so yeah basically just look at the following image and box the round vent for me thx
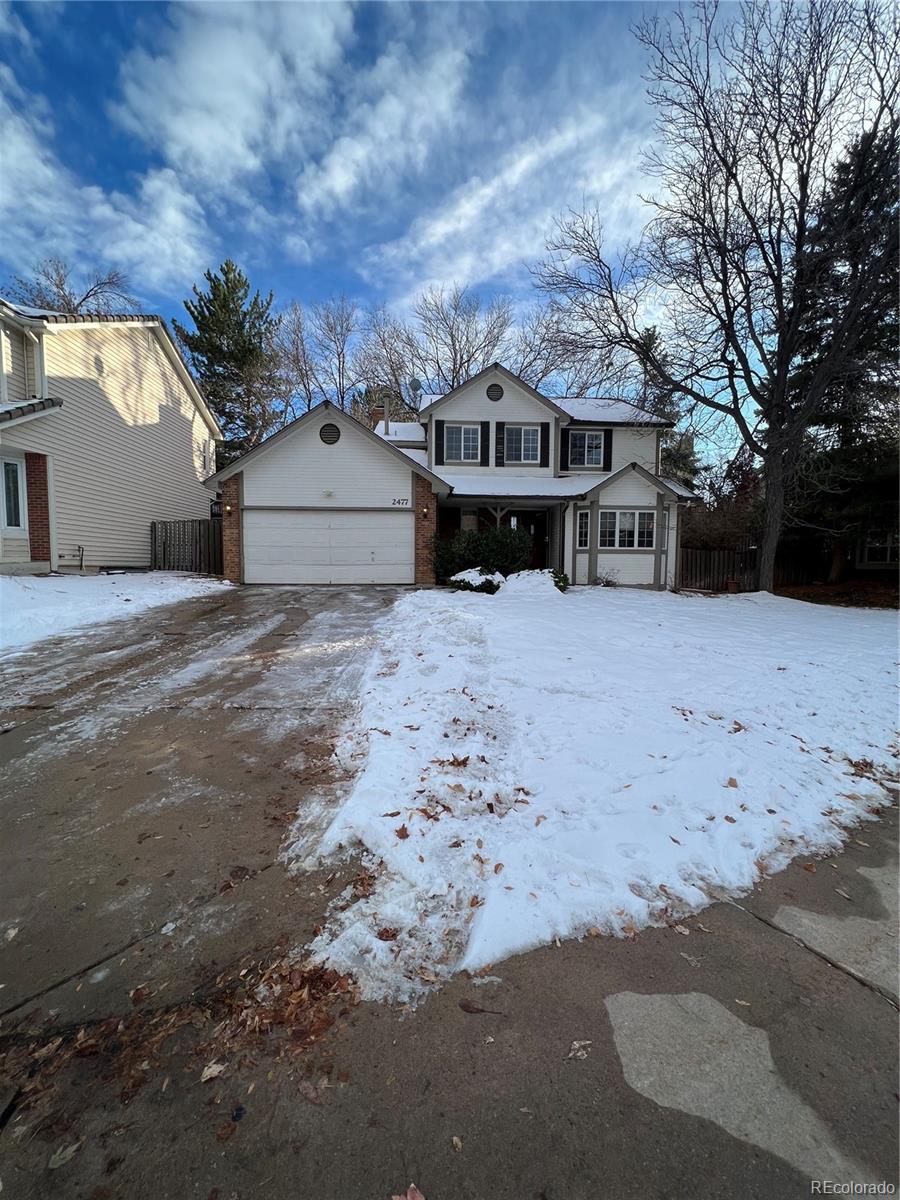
[319,422,341,445]
[486,383,504,401]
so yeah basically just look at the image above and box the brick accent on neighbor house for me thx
[414,474,437,585]
[24,452,51,563]
[221,474,243,583]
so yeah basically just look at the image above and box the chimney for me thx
[371,404,385,430]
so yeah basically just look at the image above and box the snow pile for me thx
[450,569,505,589]
[0,572,231,653]
[302,588,897,1004]
[496,569,562,598]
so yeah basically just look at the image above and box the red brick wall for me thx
[221,474,243,583]
[24,452,51,563]
[414,474,437,585]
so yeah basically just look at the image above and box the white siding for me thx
[428,375,557,476]
[593,472,661,507]
[665,503,679,588]
[1,324,217,569]
[243,510,414,584]
[606,427,657,473]
[1,323,28,402]
[242,409,415,509]
[597,552,655,586]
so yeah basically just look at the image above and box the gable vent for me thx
[486,383,504,401]
[319,422,341,445]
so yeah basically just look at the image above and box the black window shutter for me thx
[603,428,613,472]
[560,426,570,472]
[480,421,490,466]
[539,422,550,467]
[434,420,445,466]
[495,422,505,467]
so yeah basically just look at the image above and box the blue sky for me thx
[0,1,659,323]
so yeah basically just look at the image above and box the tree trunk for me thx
[757,453,786,592]
[828,538,848,584]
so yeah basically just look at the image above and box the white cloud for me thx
[0,65,213,296]
[112,3,354,192]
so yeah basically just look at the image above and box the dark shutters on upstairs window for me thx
[480,421,490,466]
[495,421,505,467]
[434,420,445,466]
[560,426,570,472]
[539,422,550,467]
[603,428,613,472]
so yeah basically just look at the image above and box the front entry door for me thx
[510,510,548,569]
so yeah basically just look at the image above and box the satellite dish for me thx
[409,377,422,394]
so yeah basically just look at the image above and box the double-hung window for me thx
[445,424,481,462]
[1,459,25,531]
[864,529,899,564]
[505,425,540,464]
[568,430,605,467]
[597,510,656,549]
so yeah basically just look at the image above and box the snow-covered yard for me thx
[298,576,898,1003]
[0,572,232,653]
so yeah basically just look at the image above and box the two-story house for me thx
[0,298,221,573]
[208,363,695,588]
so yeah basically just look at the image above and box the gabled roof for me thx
[551,396,671,427]
[416,363,570,421]
[204,400,451,494]
[582,462,688,502]
[0,297,222,440]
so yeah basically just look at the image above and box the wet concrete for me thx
[0,587,896,1199]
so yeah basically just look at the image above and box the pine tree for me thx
[173,261,283,464]
[636,327,702,488]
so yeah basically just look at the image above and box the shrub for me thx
[431,526,533,582]
[551,568,570,592]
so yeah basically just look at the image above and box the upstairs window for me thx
[445,424,481,462]
[569,430,605,467]
[505,425,540,463]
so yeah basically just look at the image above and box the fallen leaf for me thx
[215,1122,236,1143]
[382,811,400,818]
[391,1187,426,1200]
[834,888,853,901]
[696,923,713,933]
[534,815,547,827]
[724,814,737,824]
[200,1062,226,1083]
[451,1136,463,1152]
[673,924,690,936]
[734,999,751,1007]
[803,863,817,873]
[566,1039,592,1060]
[395,824,409,840]
[726,777,739,788]
[493,863,504,875]
[459,999,502,1015]
[376,927,399,941]
[669,836,681,845]
[298,1080,322,1105]
[48,1142,82,1169]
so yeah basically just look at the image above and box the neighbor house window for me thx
[576,509,590,549]
[1,459,25,530]
[505,425,540,463]
[568,430,605,467]
[597,510,657,550]
[445,424,480,462]
[864,529,899,564]
[461,508,479,531]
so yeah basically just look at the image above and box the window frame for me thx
[863,528,899,564]
[504,424,541,465]
[576,509,590,549]
[1,457,27,532]
[568,429,606,468]
[595,509,659,551]
[444,423,481,463]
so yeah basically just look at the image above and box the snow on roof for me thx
[398,447,428,468]
[0,296,162,324]
[659,476,699,500]
[549,396,670,425]
[435,472,608,499]
[374,420,426,445]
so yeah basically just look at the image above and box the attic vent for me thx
[319,422,341,445]
[486,383,504,401]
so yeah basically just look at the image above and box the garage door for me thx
[242,509,415,584]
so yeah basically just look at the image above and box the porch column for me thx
[414,475,437,585]
[24,452,51,564]
[587,497,599,584]
[653,494,665,590]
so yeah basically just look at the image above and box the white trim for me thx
[444,423,481,463]
[1,456,27,532]
[576,508,590,549]
[0,322,7,405]
[568,429,606,468]
[594,508,661,551]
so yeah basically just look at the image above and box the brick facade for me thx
[414,473,437,585]
[24,452,51,563]
[221,474,243,583]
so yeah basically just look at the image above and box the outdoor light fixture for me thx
[224,503,233,513]
[421,507,429,519]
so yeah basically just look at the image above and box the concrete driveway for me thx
[0,585,896,1199]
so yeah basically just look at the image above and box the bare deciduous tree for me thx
[538,0,897,590]
[277,295,363,415]
[7,257,138,314]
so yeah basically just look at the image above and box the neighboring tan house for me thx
[0,298,221,573]
[206,363,695,588]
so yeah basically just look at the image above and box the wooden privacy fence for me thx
[151,519,223,575]
[678,545,757,592]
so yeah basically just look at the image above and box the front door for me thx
[510,510,548,569]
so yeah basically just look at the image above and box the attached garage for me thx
[207,403,448,586]
[243,510,415,585]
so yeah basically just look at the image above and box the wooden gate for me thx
[150,519,223,575]
[678,545,757,591]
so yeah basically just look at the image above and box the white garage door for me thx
[243,509,415,584]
